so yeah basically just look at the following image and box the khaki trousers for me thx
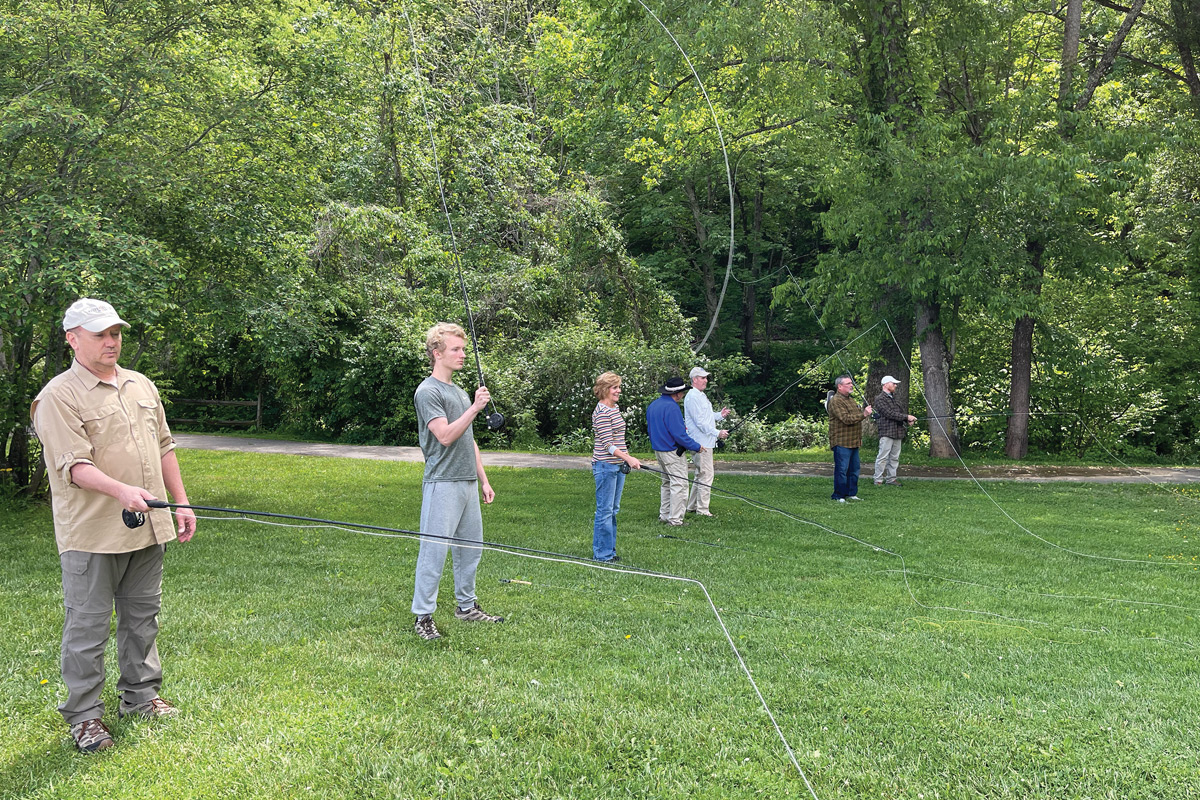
[655,449,690,524]
[59,545,165,724]
[686,447,715,514]
[874,436,903,483]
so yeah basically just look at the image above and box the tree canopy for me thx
[3,0,1197,493]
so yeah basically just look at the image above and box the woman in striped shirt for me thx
[591,372,641,562]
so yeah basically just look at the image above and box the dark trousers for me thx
[831,445,860,500]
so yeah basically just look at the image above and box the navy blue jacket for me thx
[647,394,703,453]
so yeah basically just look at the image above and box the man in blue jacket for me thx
[647,377,706,526]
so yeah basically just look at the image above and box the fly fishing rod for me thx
[120,500,671,568]
[119,495,811,785]
[402,8,503,431]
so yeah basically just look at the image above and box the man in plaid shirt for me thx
[826,375,873,502]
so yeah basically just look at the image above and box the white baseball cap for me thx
[689,366,710,379]
[881,375,901,385]
[62,299,130,332]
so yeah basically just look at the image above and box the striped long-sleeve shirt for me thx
[592,402,627,464]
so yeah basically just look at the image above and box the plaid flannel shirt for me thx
[827,392,865,449]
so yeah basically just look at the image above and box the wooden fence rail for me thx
[168,395,262,429]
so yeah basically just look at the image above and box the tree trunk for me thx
[916,299,959,457]
[1059,0,1083,108]
[682,179,717,327]
[866,307,915,411]
[1171,0,1200,100]
[1004,238,1047,459]
[1005,315,1035,459]
[380,41,407,208]
[741,186,764,355]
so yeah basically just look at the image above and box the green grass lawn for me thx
[2,451,1198,799]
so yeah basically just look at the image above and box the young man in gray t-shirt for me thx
[411,323,504,640]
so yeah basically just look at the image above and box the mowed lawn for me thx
[2,449,1198,799]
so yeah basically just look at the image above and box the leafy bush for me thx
[724,414,829,452]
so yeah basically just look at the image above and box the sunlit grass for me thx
[2,450,1197,798]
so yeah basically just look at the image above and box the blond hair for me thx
[593,371,622,400]
[426,322,467,365]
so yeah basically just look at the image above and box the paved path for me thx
[175,434,1200,484]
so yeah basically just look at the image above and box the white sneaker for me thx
[847,495,862,501]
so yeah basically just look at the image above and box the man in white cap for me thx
[873,375,916,487]
[31,298,196,753]
[683,366,729,517]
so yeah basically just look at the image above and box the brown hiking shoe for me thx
[118,697,180,720]
[414,615,443,640]
[70,718,114,752]
[454,602,504,623]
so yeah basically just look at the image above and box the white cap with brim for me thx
[881,375,901,385]
[63,298,130,332]
[689,366,710,379]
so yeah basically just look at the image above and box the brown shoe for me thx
[70,718,114,752]
[118,697,180,720]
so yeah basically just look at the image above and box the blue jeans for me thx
[592,461,627,560]
[832,446,860,500]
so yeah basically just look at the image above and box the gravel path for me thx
[175,434,1200,484]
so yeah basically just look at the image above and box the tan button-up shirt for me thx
[32,359,178,554]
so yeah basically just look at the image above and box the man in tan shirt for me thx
[31,298,196,752]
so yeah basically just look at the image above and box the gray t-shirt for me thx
[414,375,477,482]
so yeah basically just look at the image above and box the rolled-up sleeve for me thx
[30,395,96,485]
[153,396,177,457]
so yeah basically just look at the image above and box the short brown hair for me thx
[426,322,467,365]
[593,371,622,400]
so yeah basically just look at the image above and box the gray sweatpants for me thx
[411,480,483,617]
[59,545,165,724]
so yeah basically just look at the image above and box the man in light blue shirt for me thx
[683,367,729,517]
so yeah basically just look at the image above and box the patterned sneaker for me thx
[455,602,504,623]
[70,718,114,752]
[414,615,443,640]
[119,697,180,720]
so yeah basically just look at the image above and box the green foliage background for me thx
[3,0,1199,489]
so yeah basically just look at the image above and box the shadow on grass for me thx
[0,707,179,797]
[0,731,98,796]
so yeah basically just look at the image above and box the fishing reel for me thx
[486,411,505,431]
[619,462,631,474]
[121,499,169,529]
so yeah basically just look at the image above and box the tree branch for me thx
[1075,0,1146,110]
